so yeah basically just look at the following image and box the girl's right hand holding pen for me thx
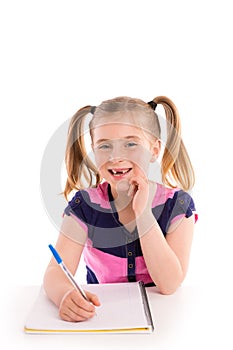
[59,289,101,322]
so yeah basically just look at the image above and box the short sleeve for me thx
[63,191,91,231]
[64,191,86,219]
[167,190,197,230]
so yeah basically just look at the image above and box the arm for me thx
[130,178,195,295]
[43,216,100,321]
[137,213,194,294]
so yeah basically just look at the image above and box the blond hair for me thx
[63,96,195,200]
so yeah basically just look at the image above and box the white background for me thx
[0,0,232,348]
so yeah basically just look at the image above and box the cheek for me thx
[94,152,108,169]
[130,147,153,171]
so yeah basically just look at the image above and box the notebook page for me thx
[25,282,152,333]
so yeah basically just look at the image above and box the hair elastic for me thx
[147,101,157,110]
[90,106,96,115]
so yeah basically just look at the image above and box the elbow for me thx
[152,269,186,295]
[158,270,186,295]
[158,286,179,295]
[156,279,183,295]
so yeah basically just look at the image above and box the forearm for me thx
[137,212,183,294]
[43,265,75,307]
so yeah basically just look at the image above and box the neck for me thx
[109,183,136,232]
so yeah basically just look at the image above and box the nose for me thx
[109,142,125,161]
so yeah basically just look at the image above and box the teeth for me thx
[111,169,130,175]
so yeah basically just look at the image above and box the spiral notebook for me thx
[24,281,154,334]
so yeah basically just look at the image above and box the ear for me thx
[150,139,161,163]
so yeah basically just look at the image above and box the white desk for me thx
[1,284,232,350]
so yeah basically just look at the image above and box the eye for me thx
[126,141,137,148]
[97,143,111,150]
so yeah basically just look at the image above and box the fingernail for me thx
[128,185,133,196]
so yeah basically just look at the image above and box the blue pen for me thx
[48,244,89,302]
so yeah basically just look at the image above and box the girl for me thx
[43,96,197,322]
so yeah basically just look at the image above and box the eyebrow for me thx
[94,135,142,145]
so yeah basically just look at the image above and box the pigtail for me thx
[152,96,195,191]
[63,106,101,200]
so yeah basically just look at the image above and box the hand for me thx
[128,176,157,217]
[59,289,101,322]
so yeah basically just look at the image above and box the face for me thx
[91,114,160,193]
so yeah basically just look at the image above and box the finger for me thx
[129,176,147,190]
[60,305,95,322]
[130,179,142,194]
[127,183,135,196]
[72,293,96,313]
[86,291,101,306]
[59,289,96,320]
[60,307,87,322]
[60,297,96,322]
[128,182,138,196]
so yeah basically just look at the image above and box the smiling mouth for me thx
[108,168,132,177]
